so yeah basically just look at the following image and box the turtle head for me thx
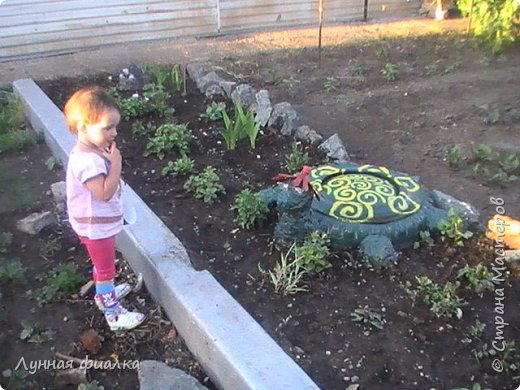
[258,182,313,212]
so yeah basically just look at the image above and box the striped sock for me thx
[95,280,119,314]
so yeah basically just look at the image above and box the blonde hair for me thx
[63,87,119,134]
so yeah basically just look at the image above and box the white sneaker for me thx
[94,282,132,311]
[105,306,145,331]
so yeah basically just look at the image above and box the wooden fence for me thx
[0,0,420,60]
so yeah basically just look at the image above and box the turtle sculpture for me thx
[258,161,451,265]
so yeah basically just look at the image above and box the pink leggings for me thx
[79,236,116,282]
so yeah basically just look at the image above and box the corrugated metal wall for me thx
[0,0,420,60]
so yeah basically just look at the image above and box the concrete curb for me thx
[13,79,320,390]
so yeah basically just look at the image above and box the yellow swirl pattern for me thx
[309,165,421,223]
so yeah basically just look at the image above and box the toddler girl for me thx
[64,86,144,331]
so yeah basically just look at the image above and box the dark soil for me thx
[34,29,520,390]
[0,146,211,389]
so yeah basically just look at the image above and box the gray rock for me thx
[251,89,272,127]
[186,63,208,83]
[431,190,481,229]
[17,211,57,235]
[204,84,226,98]
[138,360,209,390]
[319,133,349,161]
[117,64,150,91]
[268,102,300,136]
[294,125,323,146]
[197,71,223,94]
[50,181,66,212]
[230,84,256,109]
[219,81,237,98]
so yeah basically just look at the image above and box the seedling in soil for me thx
[467,320,486,340]
[323,76,340,92]
[472,341,520,373]
[284,143,309,173]
[171,64,186,96]
[20,320,55,343]
[488,169,517,187]
[231,189,268,229]
[295,231,331,274]
[350,305,386,330]
[437,208,473,247]
[375,46,390,60]
[31,263,85,304]
[445,145,466,169]
[221,102,260,150]
[477,103,500,124]
[45,155,62,171]
[161,155,195,177]
[413,230,435,249]
[403,276,465,318]
[444,61,462,74]
[200,101,226,122]
[2,368,36,389]
[145,64,169,87]
[280,76,300,92]
[381,63,399,82]
[259,243,308,295]
[78,380,105,390]
[456,264,494,294]
[184,166,225,204]
[0,231,13,252]
[471,143,493,161]
[144,123,190,159]
[131,120,155,137]
[143,83,175,119]
[498,152,520,173]
[0,259,26,284]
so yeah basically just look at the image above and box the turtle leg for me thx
[359,235,398,267]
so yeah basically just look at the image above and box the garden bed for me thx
[0,143,211,389]
[37,32,520,390]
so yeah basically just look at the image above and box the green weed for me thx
[437,208,473,247]
[184,166,225,204]
[323,76,340,92]
[161,155,195,177]
[231,189,268,229]
[0,259,26,284]
[457,264,494,294]
[295,231,331,274]
[381,63,398,82]
[144,123,190,159]
[350,306,386,330]
[467,320,486,339]
[284,143,309,173]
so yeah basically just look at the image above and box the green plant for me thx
[457,0,519,52]
[351,62,371,77]
[200,102,226,122]
[131,120,155,137]
[144,123,190,159]
[295,231,331,274]
[445,145,466,168]
[258,243,308,295]
[280,76,300,91]
[118,94,149,121]
[437,208,473,246]
[381,63,398,82]
[284,143,309,173]
[350,306,386,330]
[375,46,390,60]
[145,64,169,87]
[20,320,55,343]
[0,94,25,134]
[456,264,495,294]
[0,232,13,252]
[45,156,62,170]
[4,368,36,389]
[220,103,260,150]
[323,76,340,92]
[413,230,435,249]
[143,83,174,118]
[403,276,464,318]
[32,263,85,303]
[472,341,520,372]
[231,189,268,229]
[0,259,26,284]
[467,319,486,339]
[472,143,493,161]
[424,61,441,75]
[171,65,186,96]
[498,152,520,173]
[489,169,517,186]
[0,130,36,154]
[161,155,195,177]
[184,166,225,204]
[444,61,463,74]
[78,380,105,390]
